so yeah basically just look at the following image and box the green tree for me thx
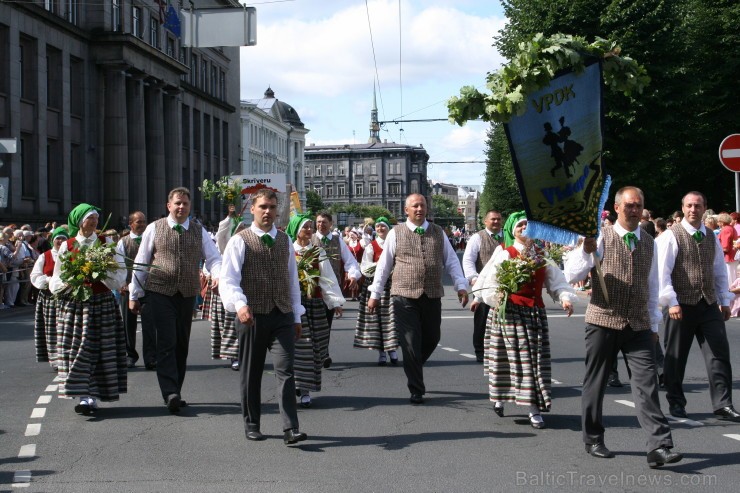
[431,194,464,228]
[305,190,324,214]
[479,124,523,222]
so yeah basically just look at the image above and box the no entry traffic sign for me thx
[719,134,740,172]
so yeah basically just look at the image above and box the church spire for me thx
[368,84,380,144]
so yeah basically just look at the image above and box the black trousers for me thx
[392,295,442,395]
[472,301,490,358]
[137,294,158,366]
[122,291,140,363]
[324,304,335,356]
[582,324,672,452]
[237,309,299,433]
[144,291,195,400]
[663,300,733,411]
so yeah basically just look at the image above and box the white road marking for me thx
[441,347,459,352]
[460,353,476,359]
[724,434,740,441]
[18,444,36,458]
[615,399,636,408]
[552,379,562,385]
[53,375,62,382]
[25,424,41,436]
[667,416,704,427]
[30,408,46,419]
[36,395,52,405]
[45,385,58,392]
[12,470,31,486]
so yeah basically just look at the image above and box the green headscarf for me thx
[67,203,100,237]
[51,226,69,241]
[375,216,391,228]
[285,212,313,242]
[502,210,527,248]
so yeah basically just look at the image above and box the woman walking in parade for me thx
[30,226,69,371]
[353,217,398,366]
[50,204,128,415]
[286,213,345,408]
[470,211,576,429]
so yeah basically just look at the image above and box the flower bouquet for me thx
[200,175,244,207]
[58,241,121,301]
[494,247,553,322]
[296,245,335,298]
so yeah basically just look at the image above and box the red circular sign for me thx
[719,134,740,172]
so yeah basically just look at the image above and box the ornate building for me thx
[0,0,241,227]
[240,87,308,200]
[303,93,429,220]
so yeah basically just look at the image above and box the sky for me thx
[239,0,507,188]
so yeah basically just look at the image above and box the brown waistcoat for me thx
[475,230,500,273]
[145,218,203,297]
[669,223,717,306]
[311,233,343,281]
[238,229,293,315]
[585,226,653,330]
[121,235,140,284]
[390,223,445,299]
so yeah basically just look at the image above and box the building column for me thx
[103,67,129,227]
[145,80,165,217]
[126,75,147,215]
[163,90,181,192]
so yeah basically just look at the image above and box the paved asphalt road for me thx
[1,282,739,492]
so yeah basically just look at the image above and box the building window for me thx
[369,182,378,195]
[219,70,226,100]
[412,163,420,172]
[46,46,62,109]
[370,163,377,175]
[389,183,401,195]
[410,179,419,194]
[201,59,208,91]
[190,54,197,86]
[150,17,159,48]
[69,56,83,115]
[19,37,37,101]
[47,140,63,199]
[132,6,142,38]
[166,37,175,58]
[326,184,334,197]
[355,163,363,175]
[112,0,121,31]
[338,164,345,176]
[68,0,79,24]
[315,165,321,177]
[44,0,57,14]
[304,167,311,177]
[355,183,363,196]
[211,66,218,96]
[20,135,37,197]
[325,164,333,176]
[388,162,400,175]
[338,183,345,196]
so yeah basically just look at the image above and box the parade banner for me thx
[504,61,610,246]
[231,174,291,227]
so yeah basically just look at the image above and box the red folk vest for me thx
[505,246,546,308]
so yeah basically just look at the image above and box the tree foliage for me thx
[328,203,395,225]
[305,190,324,214]
[479,124,523,221]
[455,0,740,215]
[431,194,464,224]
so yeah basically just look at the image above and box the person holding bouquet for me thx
[49,204,128,415]
[353,217,399,366]
[470,211,575,429]
[286,213,345,408]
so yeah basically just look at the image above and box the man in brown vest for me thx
[462,209,503,362]
[565,186,682,468]
[368,193,469,404]
[656,191,740,422]
[129,187,222,413]
[219,189,307,445]
[311,211,361,368]
[116,211,156,369]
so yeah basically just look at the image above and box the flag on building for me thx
[164,5,181,37]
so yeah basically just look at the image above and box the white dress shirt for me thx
[462,228,501,281]
[563,223,661,332]
[655,218,732,308]
[115,232,141,259]
[368,219,468,300]
[129,217,222,301]
[49,233,127,295]
[315,230,362,281]
[30,249,59,290]
[218,224,305,323]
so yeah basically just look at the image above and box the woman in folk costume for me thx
[344,229,364,300]
[286,213,345,408]
[470,211,576,429]
[30,226,69,371]
[353,217,399,365]
[49,204,128,415]
[208,204,245,370]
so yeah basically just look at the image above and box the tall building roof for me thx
[243,87,304,128]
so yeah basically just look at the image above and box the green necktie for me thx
[134,237,142,245]
[321,236,330,246]
[414,227,425,235]
[623,232,637,249]
[692,230,704,243]
[493,233,502,243]
[261,234,275,248]
[173,224,184,234]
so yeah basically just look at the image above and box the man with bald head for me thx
[368,193,469,404]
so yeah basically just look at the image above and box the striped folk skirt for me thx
[295,296,330,392]
[484,303,551,412]
[353,277,397,351]
[34,289,59,366]
[56,292,127,401]
[201,279,215,321]
[209,292,239,359]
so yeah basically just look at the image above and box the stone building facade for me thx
[0,0,241,228]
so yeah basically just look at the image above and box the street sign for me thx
[719,134,740,172]
[0,138,17,154]
[0,177,8,208]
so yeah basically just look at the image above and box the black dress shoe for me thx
[74,400,93,416]
[476,354,484,363]
[607,375,623,387]
[669,405,688,419]
[145,362,156,371]
[714,406,740,422]
[246,430,265,441]
[323,357,332,369]
[493,404,504,417]
[179,399,188,408]
[647,447,682,468]
[409,394,424,405]
[283,429,307,445]
[585,443,614,459]
[166,394,181,413]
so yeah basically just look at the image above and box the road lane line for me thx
[552,379,562,384]
[441,347,459,352]
[615,399,636,408]
[30,408,46,419]
[25,424,41,436]
[12,470,31,487]
[18,444,36,458]
[460,353,476,359]
[36,395,52,405]
[45,385,58,392]
[724,434,740,441]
